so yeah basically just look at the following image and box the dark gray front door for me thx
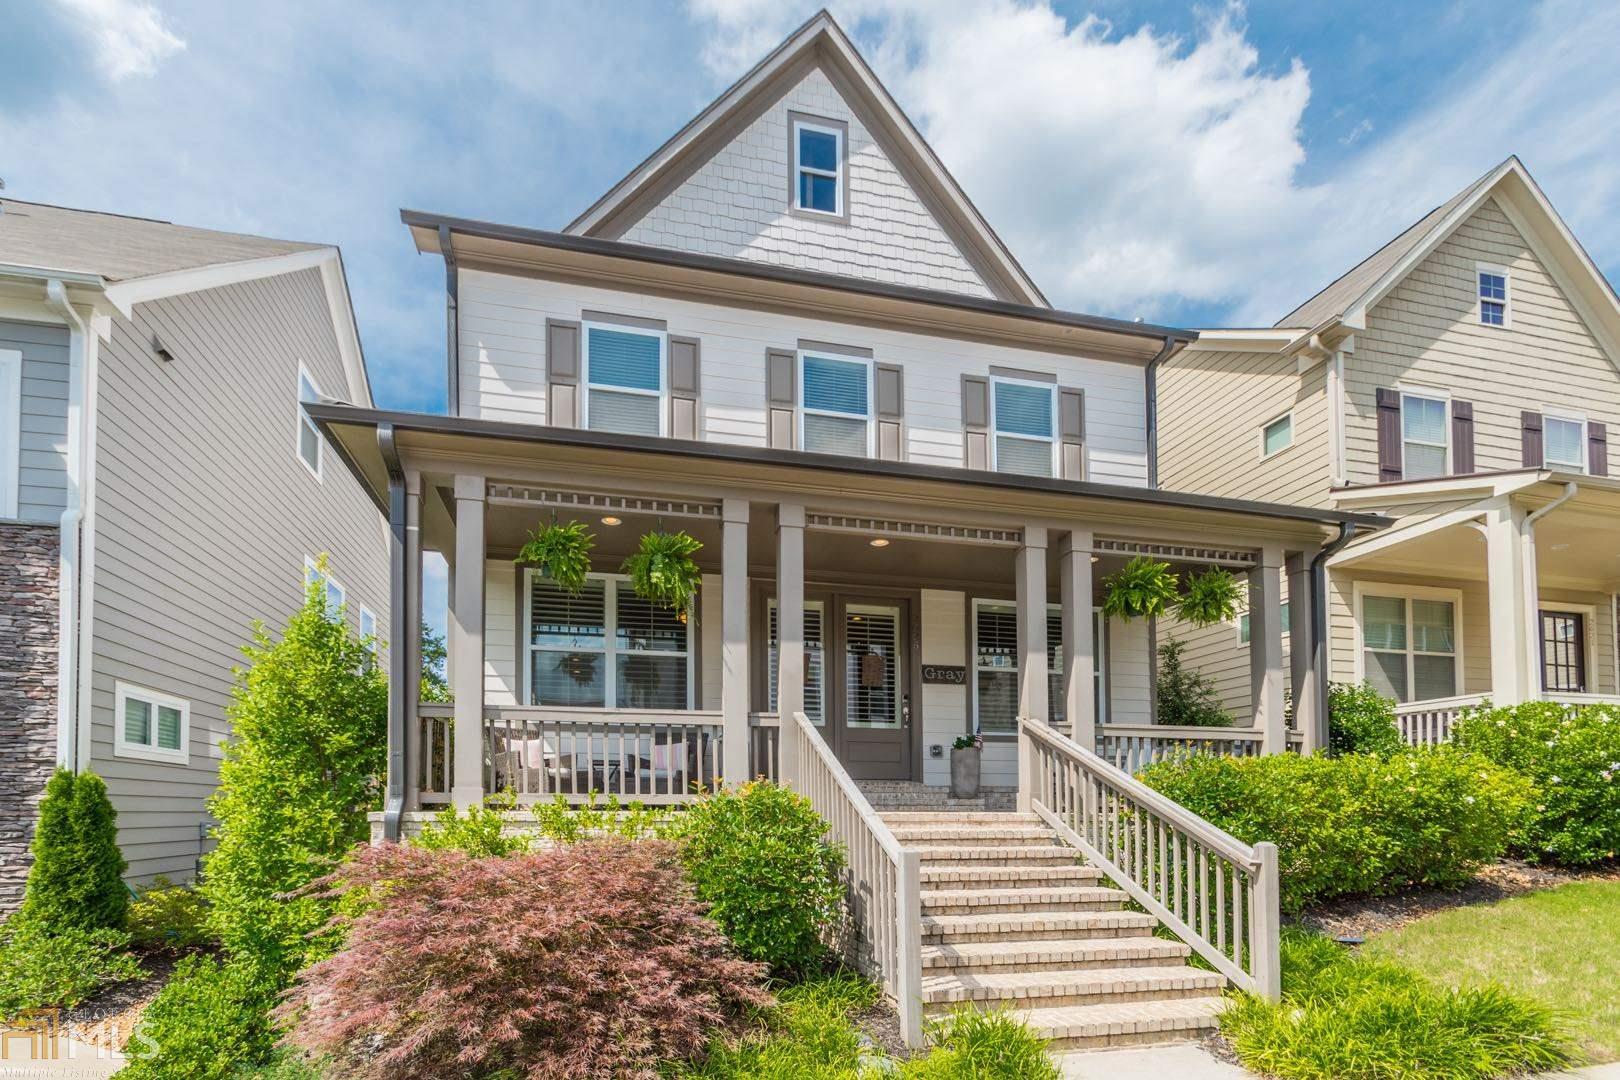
[833,599,912,781]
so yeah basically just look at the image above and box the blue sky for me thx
[3,0,1617,420]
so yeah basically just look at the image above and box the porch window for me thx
[800,353,871,456]
[1046,607,1107,726]
[584,324,665,436]
[991,379,1055,477]
[1361,592,1457,702]
[767,599,827,724]
[115,682,188,763]
[1238,601,1290,644]
[973,601,1103,733]
[1544,416,1586,472]
[526,574,692,710]
[1400,392,1449,480]
[1540,610,1586,692]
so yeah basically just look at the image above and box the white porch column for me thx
[1250,545,1287,754]
[1059,529,1096,750]
[1285,551,1319,754]
[1015,527,1048,812]
[403,471,424,810]
[721,498,752,785]
[1486,500,1533,704]
[450,474,486,807]
[775,504,805,784]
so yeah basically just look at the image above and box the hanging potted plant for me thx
[1174,567,1244,627]
[514,519,595,594]
[621,530,703,618]
[950,732,983,799]
[1101,556,1179,620]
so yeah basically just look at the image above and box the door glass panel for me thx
[1540,611,1585,692]
[844,605,901,729]
[1366,650,1408,702]
[768,601,826,724]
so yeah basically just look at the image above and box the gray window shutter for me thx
[1589,421,1608,476]
[1375,387,1402,481]
[1521,410,1544,467]
[546,319,581,428]
[766,348,796,449]
[874,362,904,461]
[1058,387,1085,480]
[962,375,990,470]
[669,335,701,440]
[1451,400,1474,475]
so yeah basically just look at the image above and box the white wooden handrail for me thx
[1020,715,1280,999]
[785,711,923,1047]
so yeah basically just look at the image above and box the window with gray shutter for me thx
[1590,421,1608,476]
[766,348,796,449]
[800,352,872,456]
[1375,387,1402,481]
[961,375,990,469]
[583,323,665,436]
[668,335,701,440]
[1058,387,1085,480]
[546,319,581,428]
[874,363,904,460]
[1451,400,1475,475]
[1521,411,1544,468]
[991,378,1057,477]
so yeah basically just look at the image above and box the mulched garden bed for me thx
[59,949,183,1052]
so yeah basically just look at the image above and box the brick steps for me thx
[921,965,1225,1011]
[921,936,1191,973]
[1019,997,1226,1051]
[920,886,1129,915]
[921,910,1159,944]
[920,864,1101,890]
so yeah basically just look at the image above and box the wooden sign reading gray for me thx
[921,665,967,685]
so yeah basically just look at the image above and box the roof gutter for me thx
[1144,334,1176,489]
[379,423,408,842]
[1309,521,1358,749]
[437,224,460,417]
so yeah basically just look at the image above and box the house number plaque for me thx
[921,665,967,685]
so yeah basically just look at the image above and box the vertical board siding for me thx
[1107,616,1152,725]
[1,319,71,523]
[458,269,1150,486]
[89,268,388,884]
[919,589,966,787]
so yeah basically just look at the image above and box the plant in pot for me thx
[949,732,983,799]
[621,529,703,619]
[1101,556,1179,620]
[514,519,595,594]
[1173,567,1243,627]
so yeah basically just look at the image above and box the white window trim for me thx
[1537,601,1597,693]
[1541,411,1587,473]
[971,599,1106,736]
[796,348,874,457]
[521,570,695,710]
[0,349,20,519]
[304,556,347,616]
[114,682,191,764]
[580,321,668,437]
[1476,262,1512,328]
[1258,411,1294,461]
[1351,581,1464,702]
[1399,386,1451,479]
[791,117,844,217]
[989,375,1058,477]
[296,363,323,482]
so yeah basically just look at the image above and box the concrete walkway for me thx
[1056,1043,1256,1078]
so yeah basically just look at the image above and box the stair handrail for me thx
[784,711,924,1046]
[1019,715,1281,1000]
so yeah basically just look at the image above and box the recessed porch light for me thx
[1090,555,1100,563]
[869,538,890,547]
[600,516,622,526]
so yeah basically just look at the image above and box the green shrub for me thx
[1155,638,1233,727]
[902,1009,1060,1079]
[18,768,129,932]
[128,877,212,952]
[1327,682,1404,758]
[1454,701,1620,864]
[411,790,532,857]
[667,781,845,975]
[1221,929,1574,1079]
[120,953,282,1080]
[530,791,671,844]
[1140,748,1530,911]
[0,922,143,1022]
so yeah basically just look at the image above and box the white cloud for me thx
[54,0,186,81]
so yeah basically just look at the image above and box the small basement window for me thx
[792,117,844,216]
[115,682,189,763]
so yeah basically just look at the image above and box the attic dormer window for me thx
[791,115,845,218]
[1478,264,1509,326]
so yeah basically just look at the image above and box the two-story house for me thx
[0,199,387,908]
[1159,156,1620,741]
[307,10,1376,828]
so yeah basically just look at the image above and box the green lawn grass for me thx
[1364,878,1620,1063]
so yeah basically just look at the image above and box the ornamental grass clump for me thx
[280,840,770,1080]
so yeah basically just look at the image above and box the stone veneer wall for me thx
[0,522,60,912]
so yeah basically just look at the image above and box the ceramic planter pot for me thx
[949,745,981,799]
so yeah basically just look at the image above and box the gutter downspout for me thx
[379,423,408,841]
[1144,335,1176,490]
[438,225,459,418]
[45,280,89,770]
[1309,522,1358,749]
[1521,482,1577,694]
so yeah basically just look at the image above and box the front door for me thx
[834,600,912,780]
[1540,610,1587,693]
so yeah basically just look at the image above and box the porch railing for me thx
[1021,715,1281,1000]
[1096,724,1302,773]
[749,713,781,782]
[1394,694,1486,747]
[786,711,923,1047]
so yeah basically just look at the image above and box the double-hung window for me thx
[1361,588,1457,703]
[1046,607,1106,727]
[1238,601,1291,644]
[526,574,692,710]
[991,378,1056,477]
[1401,391,1449,479]
[792,117,843,216]
[1478,266,1509,326]
[800,352,872,456]
[1544,414,1586,472]
[974,601,1105,734]
[768,599,827,724]
[304,557,346,616]
[297,365,322,479]
[115,683,189,763]
[584,323,665,437]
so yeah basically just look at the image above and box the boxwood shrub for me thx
[1139,748,1529,911]
[1453,701,1620,864]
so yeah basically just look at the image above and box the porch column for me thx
[1059,529,1096,749]
[1486,500,1533,704]
[1286,551,1319,753]
[1015,527,1048,812]
[721,498,751,785]
[775,504,805,783]
[1250,544,1287,754]
[450,474,486,807]
[402,471,424,810]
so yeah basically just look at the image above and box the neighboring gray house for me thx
[0,199,387,905]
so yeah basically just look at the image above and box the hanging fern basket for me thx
[622,530,703,617]
[514,520,595,595]
[1100,556,1179,621]
[1175,568,1244,628]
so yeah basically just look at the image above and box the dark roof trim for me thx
[399,208,1197,346]
[308,403,1386,530]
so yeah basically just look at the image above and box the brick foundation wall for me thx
[0,522,60,913]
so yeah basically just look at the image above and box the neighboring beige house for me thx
[0,200,387,904]
[1159,156,1620,740]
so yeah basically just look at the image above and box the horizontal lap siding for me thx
[89,269,388,885]
[2,319,71,523]
[1346,198,1618,484]
[459,269,1149,485]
